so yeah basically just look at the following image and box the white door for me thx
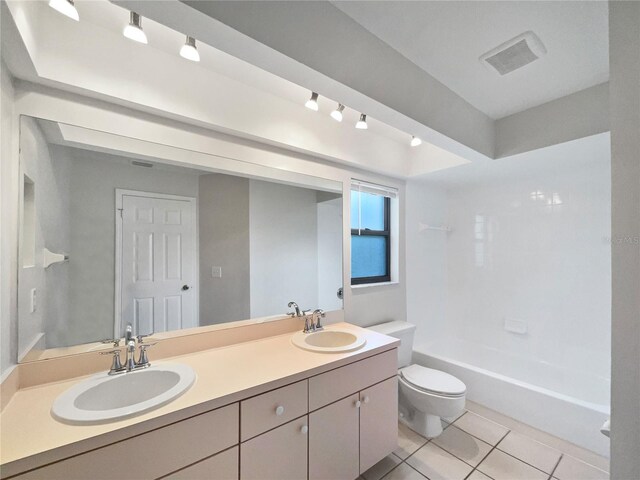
[117,190,197,337]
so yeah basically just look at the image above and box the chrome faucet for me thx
[101,324,155,374]
[312,309,325,331]
[287,301,302,317]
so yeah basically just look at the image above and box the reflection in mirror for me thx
[18,117,343,362]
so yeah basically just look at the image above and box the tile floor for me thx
[360,410,609,480]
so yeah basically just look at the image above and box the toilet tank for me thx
[367,321,416,368]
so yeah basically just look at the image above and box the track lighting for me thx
[330,104,345,122]
[123,12,148,44]
[49,0,78,21]
[410,136,422,147]
[305,92,319,111]
[355,114,368,130]
[180,36,200,62]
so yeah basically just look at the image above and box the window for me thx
[350,181,396,285]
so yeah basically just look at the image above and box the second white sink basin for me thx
[291,329,366,353]
[52,363,196,424]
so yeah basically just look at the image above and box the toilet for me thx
[367,321,466,438]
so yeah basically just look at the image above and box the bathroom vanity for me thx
[0,323,399,480]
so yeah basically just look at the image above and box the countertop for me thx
[0,322,399,476]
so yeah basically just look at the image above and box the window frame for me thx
[350,195,391,285]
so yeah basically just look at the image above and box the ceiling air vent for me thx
[480,31,546,75]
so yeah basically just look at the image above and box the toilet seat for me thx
[400,364,466,397]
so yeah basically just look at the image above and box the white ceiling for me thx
[75,1,413,145]
[333,1,609,119]
[414,132,610,189]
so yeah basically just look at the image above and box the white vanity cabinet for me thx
[11,403,240,480]
[308,349,399,479]
[6,348,397,480]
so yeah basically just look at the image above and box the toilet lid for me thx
[400,365,466,396]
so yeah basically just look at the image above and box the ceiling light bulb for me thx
[330,104,345,122]
[410,136,422,147]
[355,114,368,130]
[305,92,319,111]
[49,0,79,21]
[180,36,200,62]
[123,12,147,44]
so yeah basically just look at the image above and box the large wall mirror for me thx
[17,116,344,362]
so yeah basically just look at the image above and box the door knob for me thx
[275,405,285,416]
[181,285,190,291]
[355,400,362,408]
[300,425,308,435]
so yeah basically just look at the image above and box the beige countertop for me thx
[0,322,398,476]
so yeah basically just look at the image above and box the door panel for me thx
[120,192,196,336]
[360,377,398,473]
[309,394,359,480]
[240,417,308,480]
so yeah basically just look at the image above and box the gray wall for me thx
[609,1,640,477]
[18,118,71,356]
[198,173,250,325]
[64,149,199,346]
[249,180,319,317]
[0,59,15,374]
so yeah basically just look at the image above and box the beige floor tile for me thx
[442,410,467,425]
[406,442,474,480]
[381,463,426,480]
[453,411,509,445]
[432,425,492,467]
[362,454,402,480]
[395,422,428,459]
[467,470,493,480]
[477,449,548,480]
[498,430,562,474]
[553,455,609,480]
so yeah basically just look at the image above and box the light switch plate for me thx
[212,266,222,278]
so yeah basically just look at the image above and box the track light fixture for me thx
[123,12,148,44]
[330,104,345,122]
[180,36,200,62]
[355,114,368,130]
[411,136,422,147]
[305,92,319,111]
[49,0,79,21]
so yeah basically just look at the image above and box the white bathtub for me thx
[413,338,610,457]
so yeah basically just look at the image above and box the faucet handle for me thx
[136,342,157,368]
[136,332,154,344]
[100,338,121,347]
[100,349,123,374]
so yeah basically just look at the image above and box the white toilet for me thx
[367,320,466,438]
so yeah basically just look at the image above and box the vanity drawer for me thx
[240,380,307,441]
[13,403,239,480]
[309,349,397,411]
[163,446,238,480]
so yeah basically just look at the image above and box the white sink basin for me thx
[52,364,196,424]
[291,329,366,353]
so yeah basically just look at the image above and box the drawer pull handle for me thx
[301,425,308,435]
[275,405,285,416]
[363,396,370,404]
[355,400,362,408]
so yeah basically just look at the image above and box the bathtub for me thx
[413,338,610,457]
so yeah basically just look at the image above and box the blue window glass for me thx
[351,236,387,278]
[351,191,385,231]
[351,188,390,284]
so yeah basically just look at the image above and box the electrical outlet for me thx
[212,266,222,278]
[30,288,37,313]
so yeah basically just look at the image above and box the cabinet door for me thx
[164,447,238,480]
[359,377,398,473]
[309,394,360,480]
[240,416,307,480]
